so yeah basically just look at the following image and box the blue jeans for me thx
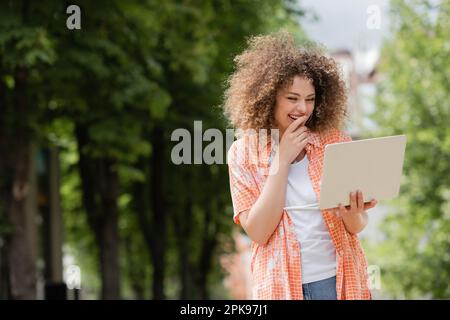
[302,276,337,300]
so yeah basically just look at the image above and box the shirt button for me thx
[329,223,334,229]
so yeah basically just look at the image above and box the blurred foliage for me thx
[0,0,308,299]
[368,0,450,299]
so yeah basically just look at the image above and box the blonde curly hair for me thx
[223,31,349,133]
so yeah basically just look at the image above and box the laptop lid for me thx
[318,134,407,210]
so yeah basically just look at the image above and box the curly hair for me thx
[223,31,349,133]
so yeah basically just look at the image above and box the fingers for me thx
[336,192,378,218]
[291,126,308,138]
[357,190,364,209]
[286,115,309,133]
[352,190,378,211]
[349,191,357,211]
[363,199,378,210]
[294,126,310,142]
[294,129,309,143]
[290,127,309,145]
[297,136,310,151]
[287,127,309,152]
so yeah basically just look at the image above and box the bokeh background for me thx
[0,0,448,299]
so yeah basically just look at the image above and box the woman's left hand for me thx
[333,190,377,218]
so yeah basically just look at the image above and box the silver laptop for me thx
[284,135,407,211]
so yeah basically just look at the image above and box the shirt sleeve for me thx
[227,142,259,225]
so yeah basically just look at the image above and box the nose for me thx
[295,99,308,114]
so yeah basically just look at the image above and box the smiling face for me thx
[274,75,316,137]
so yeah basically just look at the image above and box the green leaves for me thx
[370,0,450,299]
[86,117,151,162]
[0,27,55,69]
[0,0,311,298]
[148,84,171,120]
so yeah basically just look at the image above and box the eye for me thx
[287,97,297,101]
[306,98,315,102]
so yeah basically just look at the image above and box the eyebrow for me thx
[287,92,315,97]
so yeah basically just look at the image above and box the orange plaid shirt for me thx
[227,128,372,300]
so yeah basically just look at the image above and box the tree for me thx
[369,0,450,299]
[49,0,161,299]
[0,0,310,300]
[0,0,56,299]
[128,0,308,299]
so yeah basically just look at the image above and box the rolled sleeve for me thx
[227,142,259,225]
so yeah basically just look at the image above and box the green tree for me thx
[0,0,309,300]
[0,0,56,299]
[370,0,450,299]
[49,0,163,299]
[121,0,308,299]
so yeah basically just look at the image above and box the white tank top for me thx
[285,155,336,284]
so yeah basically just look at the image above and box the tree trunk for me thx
[0,68,10,299]
[41,148,65,299]
[197,199,219,300]
[149,125,167,299]
[97,158,121,300]
[75,125,121,299]
[123,232,146,300]
[133,125,167,299]
[174,198,195,299]
[132,160,151,298]
[6,66,37,299]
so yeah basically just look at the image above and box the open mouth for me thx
[288,114,304,121]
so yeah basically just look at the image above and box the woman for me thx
[223,31,378,300]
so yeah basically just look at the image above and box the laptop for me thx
[284,134,407,211]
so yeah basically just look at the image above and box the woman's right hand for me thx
[277,115,311,166]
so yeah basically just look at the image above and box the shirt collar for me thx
[307,131,322,148]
